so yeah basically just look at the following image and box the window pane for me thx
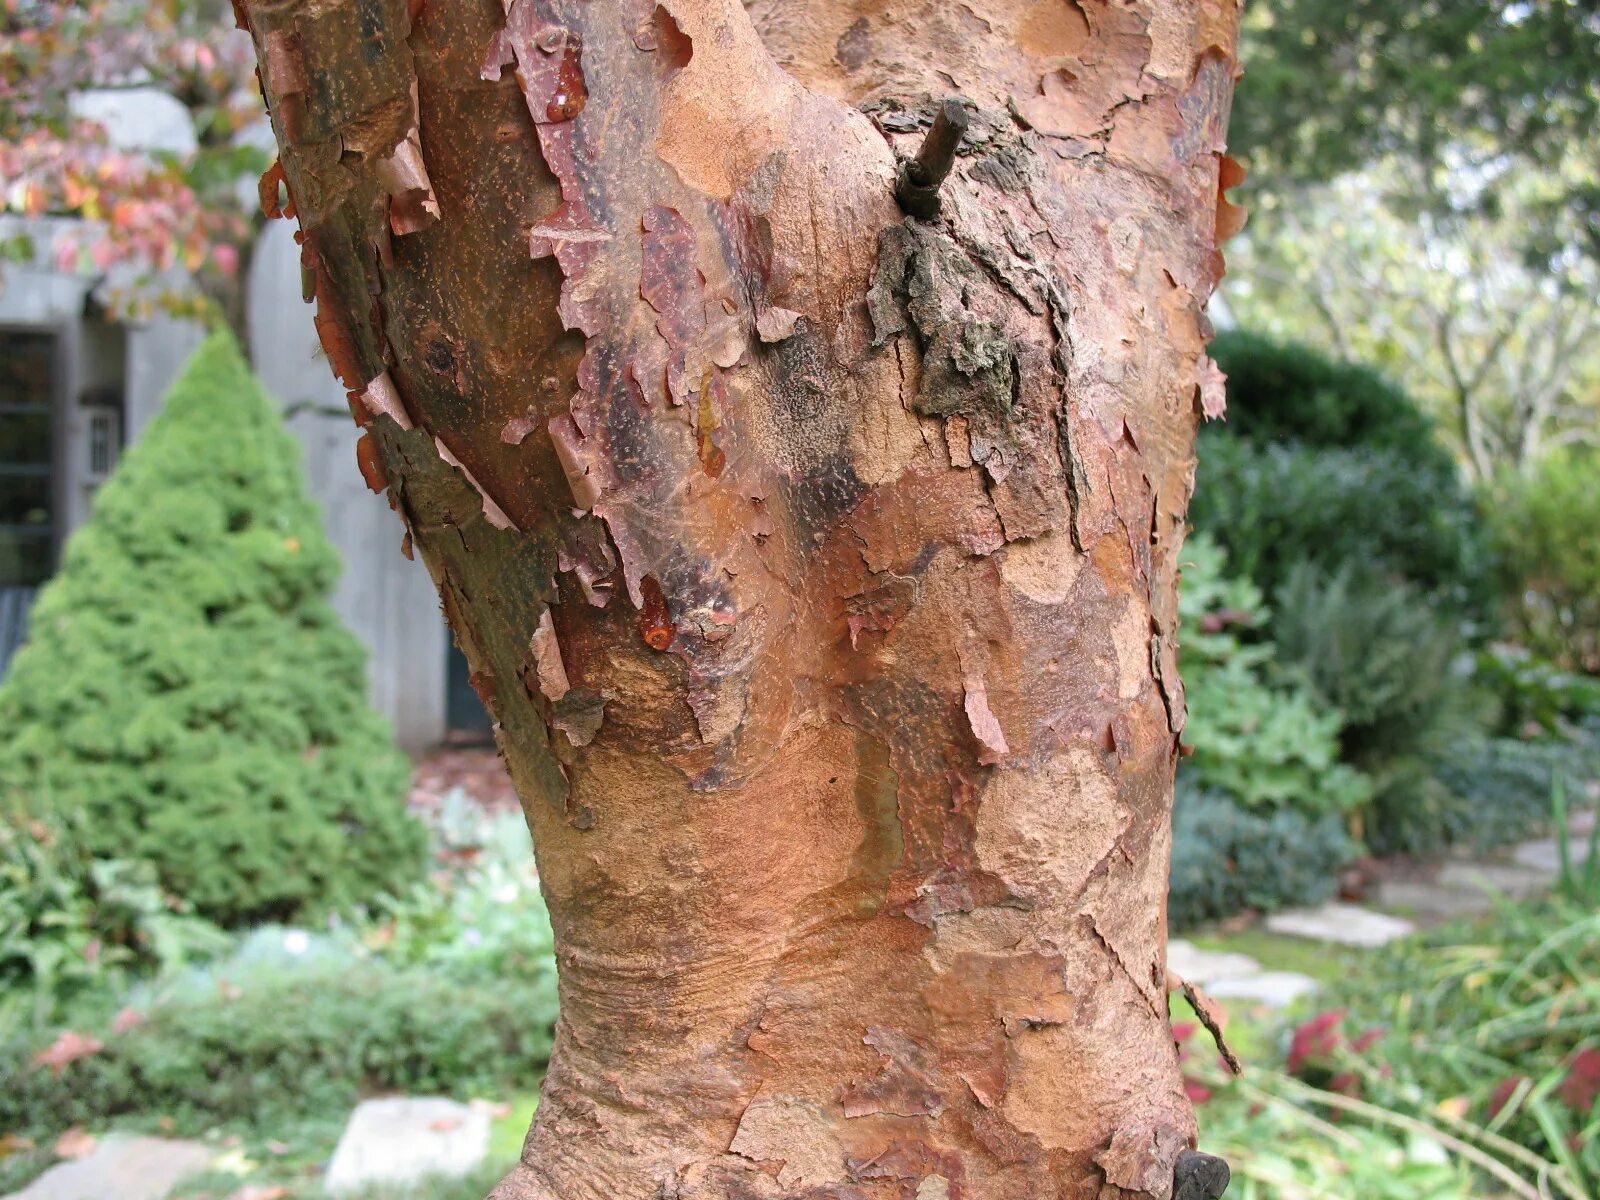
[0,333,54,409]
[0,473,51,527]
[0,411,52,465]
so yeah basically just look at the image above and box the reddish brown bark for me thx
[237,1,1243,1196]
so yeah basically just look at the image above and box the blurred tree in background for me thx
[1226,0,1600,479]
[1233,0,1600,258]
[0,0,265,323]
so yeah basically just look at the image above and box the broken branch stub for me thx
[896,97,970,219]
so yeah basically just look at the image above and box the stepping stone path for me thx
[1191,812,1597,1012]
[324,1097,490,1195]
[1207,971,1321,1008]
[1512,834,1591,875]
[1264,902,1416,948]
[3,1137,213,1200]
[1167,940,1318,1011]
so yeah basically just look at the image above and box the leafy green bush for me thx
[1269,560,1495,849]
[0,953,558,1139]
[1491,450,1600,674]
[0,802,227,1026]
[1211,330,1455,475]
[1190,434,1492,613]
[0,333,426,926]
[1169,782,1357,929]
[1475,645,1600,741]
[1180,535,1372,819]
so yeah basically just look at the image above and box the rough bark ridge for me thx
[237,1,1243,1197]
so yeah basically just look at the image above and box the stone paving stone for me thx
[1264,902,1415,947]
[4,1137,213,1200]
[1207,971,1320,1010]
[323,1097,490,1195]
[1372,878,1496,922]
[1436,860,1553,899]
[1167,939,1262,984]
[1512,836,1591,875]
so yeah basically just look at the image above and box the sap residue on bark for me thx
[543,29,588,122]
[355,433,387,494]
[483,8,586,123]
[633,5,693,69]
[638,574,675,650]
[484,0,608,337]
[696,379,728,477]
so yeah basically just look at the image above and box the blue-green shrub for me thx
[1169,782,1357,929]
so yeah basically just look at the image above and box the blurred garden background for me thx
[1,1,1598,1198]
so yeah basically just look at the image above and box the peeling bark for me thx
[238,1,1242,1197]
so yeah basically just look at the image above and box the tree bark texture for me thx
[237,1,1243,1197]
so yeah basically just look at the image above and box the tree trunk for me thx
[237,2,1243,1197]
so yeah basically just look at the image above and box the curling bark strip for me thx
[237,0,1244,1196]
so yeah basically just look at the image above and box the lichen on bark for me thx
[236,0,1246,1196]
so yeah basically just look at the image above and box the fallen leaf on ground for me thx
[429,1117,464,1133]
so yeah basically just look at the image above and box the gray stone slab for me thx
[1207,971,1320,1009]
[1437,860,1553,899]
[323,1098,490,1195]
[1372,879,1496,922]
[1264,903,1415,947]
[1512,837,1591,876]
[1167,939,1262,985]
[4,1136,213,1200]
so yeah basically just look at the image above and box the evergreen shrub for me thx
[0,333,426,926]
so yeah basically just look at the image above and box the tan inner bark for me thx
[237,0,1243,1196]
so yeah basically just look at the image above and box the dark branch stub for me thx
[1173,1151,1231,1200]
[895,97,970,219]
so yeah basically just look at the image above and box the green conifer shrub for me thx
[0,332,426,926]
